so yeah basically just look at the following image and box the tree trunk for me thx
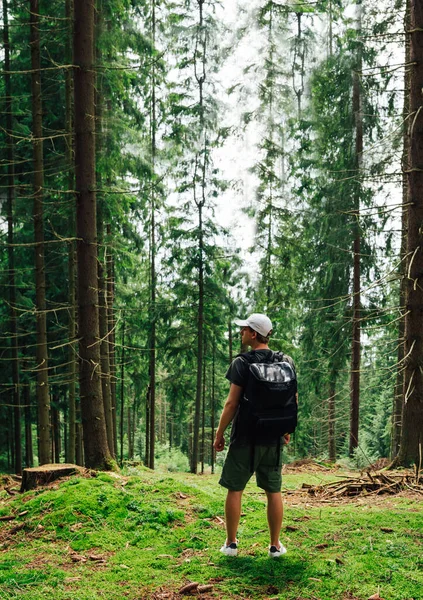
[266,203,272,307]
[52,396,61,463]
[147,0,158,469]
[127,397,133,460]
[397,0,423,467]
[328,378,336,462]
[68,237,77,463]
[293,12,304,118]
[98,231,114,456]
[148,0,157,470]
[75,420,83,466]
[30,0,50,466]
[95,4,114,459]
[169,411,174,449]
[120,320,126,464]
[132,398,137,453]
[349,3,363,456]
[266,7,274,308]
[3,0,22,475]
[66,0,76,465]
[74,0,111,469]
[392,0,410,460]
[24,386,34,467]
[211,340,215,475]
[9,407,15,470]
[192,202,204,474]
[162,396,166,445]
[106,224,118,457]
[145,385,150,466]
[21,464,83,492]
[201,341,206,474]
[63,401,68,462]
[191,0,206,474]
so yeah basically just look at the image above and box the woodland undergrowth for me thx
[0,467,421,600]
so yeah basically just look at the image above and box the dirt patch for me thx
[284,487,423,508]
[146,587,216,600]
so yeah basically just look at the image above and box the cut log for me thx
[20,464,83,492]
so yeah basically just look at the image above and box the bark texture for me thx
[24,387,33,467]
[191,0,206,474]
[398,0,423,467]
[95,34,114,457]
[3,0,22,474]
[392,0,411,459]
[106,227,117,457]
[349,5,363,456]
[30,0,50,465]
[74,0,111,469]
[148,0,157,469]
[328,378,336,462]
[66,0,76,465]
[21,464,83,492]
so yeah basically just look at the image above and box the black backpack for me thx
[238,351,298,470]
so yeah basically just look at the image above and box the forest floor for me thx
[0,461,422,600]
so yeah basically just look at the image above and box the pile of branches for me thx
[303,471,423,498]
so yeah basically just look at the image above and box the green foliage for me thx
[154,443,190,472]
[0,0,411,472]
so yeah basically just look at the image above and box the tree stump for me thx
[20,464,83,492]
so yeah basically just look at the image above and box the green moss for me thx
[0,470,422,599]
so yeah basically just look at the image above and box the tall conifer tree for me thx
[74,0,111,469]
[397,0,423,467]
[349,0,363,456]
[30,0,50,465]
[3,0,22,474]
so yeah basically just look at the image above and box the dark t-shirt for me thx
[226,349,296,446]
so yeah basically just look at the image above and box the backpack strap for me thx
[235,351,257,364]
[236,350,282,364]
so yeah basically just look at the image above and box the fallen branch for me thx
[179,582,199,595]
[306,471,423,498]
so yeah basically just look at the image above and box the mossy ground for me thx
[0,467,421,599]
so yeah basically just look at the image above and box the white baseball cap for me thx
[234,313,273,337]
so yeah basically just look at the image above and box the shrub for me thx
[154,443,190,472]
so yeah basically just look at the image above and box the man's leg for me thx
[225,490,243,544]
[265,490,283,547]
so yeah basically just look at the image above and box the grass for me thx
[0,467,422,599]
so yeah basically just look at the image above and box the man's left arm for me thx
[213,383,243,452]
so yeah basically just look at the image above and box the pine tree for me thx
[2,0,22,474]
[74,0,111,469]
[349,0,363,456]
[30,0,51,465]
[396,0,423,467]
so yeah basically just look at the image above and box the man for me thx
[213,313,297,558]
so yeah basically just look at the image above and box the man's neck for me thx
[250,341,269,351]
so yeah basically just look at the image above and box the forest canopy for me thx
[0,0,421,475]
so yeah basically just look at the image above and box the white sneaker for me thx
[268,542,287,558]
[220,540,238,556]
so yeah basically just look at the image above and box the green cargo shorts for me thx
[219,443,283,493]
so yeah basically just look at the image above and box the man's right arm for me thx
[213,383,243,452]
